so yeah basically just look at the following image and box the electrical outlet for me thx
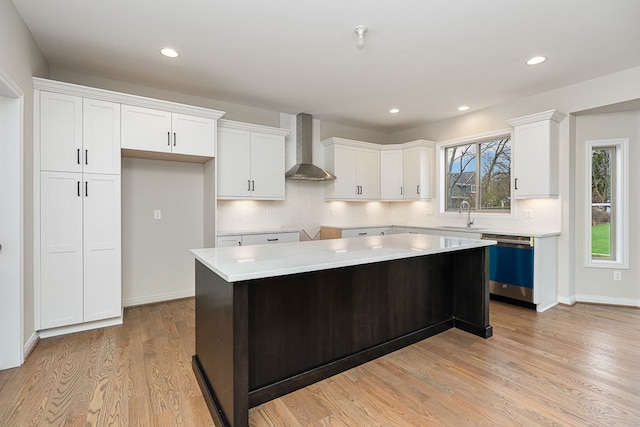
[522,209,533,219]
[154,209,161,220]
[613,271,622,281]
[265,210,271,217]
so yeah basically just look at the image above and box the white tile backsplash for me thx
[217,185,561,240]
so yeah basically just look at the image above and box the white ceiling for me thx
[12,0,640,133]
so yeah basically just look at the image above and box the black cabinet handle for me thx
[77,149,80,165]
[85,149,88,165]
[267,238,279,242]
[417,185,420,194]
[173,132,176,146]
[358,232,367,235]
[251,180,255,191]
[85,181,88,197]
[167,132,170,146]
[400,186,403,196]
[77,181,80,197]
[248,180,251,191]
[515,178,518,190]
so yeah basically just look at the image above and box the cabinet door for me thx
[404,146,434,200]
[40,171,84,329]
[513,120,555,198]
[83,99,121,174]
[121,105,172,153]
[171,113,215,157]
[357,148,380,199]
[217,127,252,198]
[250,132,285,199]
[40,91,82,173]
[332,145,358,199]
[380,150,403,200]
[83,174,122,322]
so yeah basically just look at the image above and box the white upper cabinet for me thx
[83,99,121,174]
[507,110,567,199]
[217,120,289,200]
[380,150,404,200]
[121,105,215,157]
[171,113,216,157]
[40,92,121,175]
[403,143,434,200]
[40,91,83,173]
[323,138,381,200]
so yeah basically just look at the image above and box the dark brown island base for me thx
[191,234,495,427]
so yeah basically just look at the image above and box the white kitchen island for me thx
[192,234,495,427]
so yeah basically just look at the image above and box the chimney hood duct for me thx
[285,113,336,181]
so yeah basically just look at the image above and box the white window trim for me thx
[437,128,514,218]
[584,138,629,269]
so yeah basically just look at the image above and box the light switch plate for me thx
[154,209,161,219]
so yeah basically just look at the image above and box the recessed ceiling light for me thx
[160,47,179,58]
[389,108,400,114]
[526,56,546,65]
[457,105,470,111]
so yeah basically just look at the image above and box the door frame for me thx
[0,68,24,369]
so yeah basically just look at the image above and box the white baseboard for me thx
[575,294,640,308]
[557,295,577,306]
[23,331,39,359]
[123,289,195,307]
[39,315,123,339]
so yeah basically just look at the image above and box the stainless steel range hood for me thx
[285,113,336,181]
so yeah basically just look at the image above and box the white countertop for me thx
[192,233,495,282]
[322,224,560,238]
[217,228,299,237]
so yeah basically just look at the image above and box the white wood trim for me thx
[575,294,639,308]
[378,139,435,150]
[506,109,567,127]
[38,314,123,339]
[0,69,24,370]
[321,137,383,150]
[557,295,577,306]
[123,290,195,307]
[584,138,629,269]
[33,78,225,120]
[218,119,290,136]
[23,332,39,360]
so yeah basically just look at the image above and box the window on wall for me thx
[445,136,511,213]
[586,139,628,268]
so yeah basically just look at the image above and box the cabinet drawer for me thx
[241,232,299,246]
[217,236,242,247]
[341,227,391,238]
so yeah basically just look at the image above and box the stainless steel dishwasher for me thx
[482,234,534,305]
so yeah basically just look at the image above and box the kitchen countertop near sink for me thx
[322,223,560,238]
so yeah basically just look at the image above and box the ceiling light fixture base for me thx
[354,25,368,48]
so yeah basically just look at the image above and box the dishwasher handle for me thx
[482,234,533,248]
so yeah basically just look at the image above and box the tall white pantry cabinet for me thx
[36,89,122,332]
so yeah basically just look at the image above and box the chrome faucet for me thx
[459,200,474,228]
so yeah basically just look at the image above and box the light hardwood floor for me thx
[1,299,638,426]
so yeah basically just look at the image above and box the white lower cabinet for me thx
[40,172,121,329]
[217,231,299,247]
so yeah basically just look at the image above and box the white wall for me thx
[573,111,639,305]
[121,158,204,306]
[0,0,49,353]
